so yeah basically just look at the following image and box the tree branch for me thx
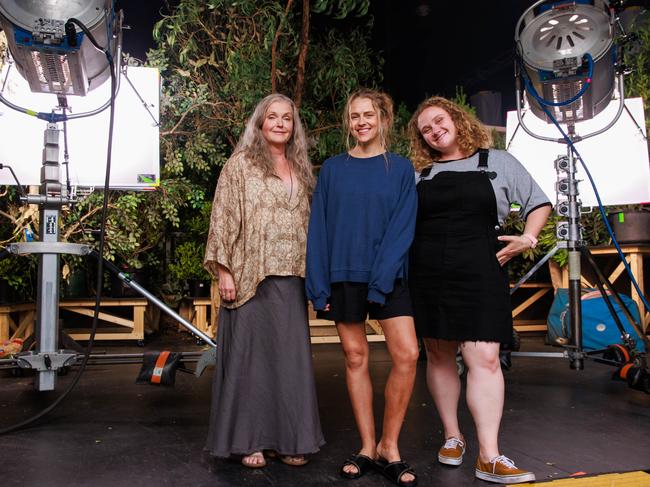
[271,0,295,93]
[294,0,310,108]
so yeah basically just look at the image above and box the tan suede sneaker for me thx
[475,455,535,484]
[438,437,466,466]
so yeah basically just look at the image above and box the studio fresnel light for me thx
[515,0,616,123]
[0,0,114,96]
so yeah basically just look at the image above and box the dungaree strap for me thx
[478,148,497,180]
[478,148,489,170]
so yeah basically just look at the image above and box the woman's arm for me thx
[496,204,552,266]
[367,162,418,304]
[305,166,331,310]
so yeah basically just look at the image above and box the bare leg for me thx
[376,316,419,483]
[337,322,376,475]
[460,341,503,462]
[423,338,463,440]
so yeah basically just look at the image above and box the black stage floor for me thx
[1,331,649,487]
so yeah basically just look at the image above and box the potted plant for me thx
[168,240,212,298]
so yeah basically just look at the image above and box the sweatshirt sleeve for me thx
[367,161,417,304]
[305,164,331,310]
[203,156,243,279]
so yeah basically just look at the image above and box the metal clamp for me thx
[7,242,92,256]
[15,351,78,371]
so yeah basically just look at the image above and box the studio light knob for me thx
[556,222,570,240]
[557,201,570,216]
[554,155,570,172]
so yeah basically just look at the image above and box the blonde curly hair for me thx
[407,96,492,171]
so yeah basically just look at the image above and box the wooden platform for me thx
[511,282,554,332]
[558,245,650,333]
[178,297,217,339]
[0,298,149,342]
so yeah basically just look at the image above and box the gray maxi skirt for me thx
[205,276,325,457]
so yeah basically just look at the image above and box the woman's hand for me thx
[217,264,237,302]
[496,235,533,266]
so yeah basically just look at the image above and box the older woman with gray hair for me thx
[204,93,324,468]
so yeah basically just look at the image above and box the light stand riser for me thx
[35,124,63,391]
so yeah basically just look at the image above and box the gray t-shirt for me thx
[417,149,551,224]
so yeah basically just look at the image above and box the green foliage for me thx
[168,241,211,281]
[502,209,610,282]
[312,0,370,18]
[0,254,36,299]
[625,10,650,132]
[148,0,381,178]
[451,86,476,117]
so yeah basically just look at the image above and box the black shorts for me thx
[316,280,413,323]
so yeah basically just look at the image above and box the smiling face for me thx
[348,97,381,147]
[261,100,294,147]
[417,105,462,160]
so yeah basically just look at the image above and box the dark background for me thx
[115,1,533,119]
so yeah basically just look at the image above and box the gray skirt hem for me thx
[205,438,326,459]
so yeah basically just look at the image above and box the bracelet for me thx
[522,233,538,249]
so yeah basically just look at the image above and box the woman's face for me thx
[417,105,459,156]
[348,97,380,145]
[261,101,294,146]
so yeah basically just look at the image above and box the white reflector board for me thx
[0,65,160,189]
[506,97,650,207]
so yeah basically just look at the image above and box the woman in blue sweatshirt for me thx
[306,89,419,487]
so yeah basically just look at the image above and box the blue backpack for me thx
[547,289,645,352]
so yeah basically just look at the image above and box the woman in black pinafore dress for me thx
[407,97,551,485]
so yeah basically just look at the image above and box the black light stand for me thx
[508,0,650,391]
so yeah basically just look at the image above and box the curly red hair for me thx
[407,96,492,171]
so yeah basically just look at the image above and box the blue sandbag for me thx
[547,288,645,352]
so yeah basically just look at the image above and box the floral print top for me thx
[204,152,309,309]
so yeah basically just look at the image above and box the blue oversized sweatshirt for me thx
[306,152,417,310]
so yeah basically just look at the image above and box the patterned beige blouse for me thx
[204,152,310,309]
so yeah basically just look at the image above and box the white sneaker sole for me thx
[438,453,463,466]
[475,469,536,484]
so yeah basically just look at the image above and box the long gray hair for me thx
[234,94,315,192]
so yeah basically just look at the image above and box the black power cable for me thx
[0,15,118,435]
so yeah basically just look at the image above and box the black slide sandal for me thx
[375,458,417,486]
[340,454,375,479]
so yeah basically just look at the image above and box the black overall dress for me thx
[409,150,512,344]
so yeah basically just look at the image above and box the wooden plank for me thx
[0,314,10,341]
[133,304,145,338]
[509,283,553,288]
[195,305,207,332]
[514,324,548,332]
[11,311,34,341]
[366,320,384,335]
[59,299,147,307]
[62,306,134,328]
[310,334,386,344]
[309,319,335,327]
[511,289,551,318]
[67,331,144,341]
